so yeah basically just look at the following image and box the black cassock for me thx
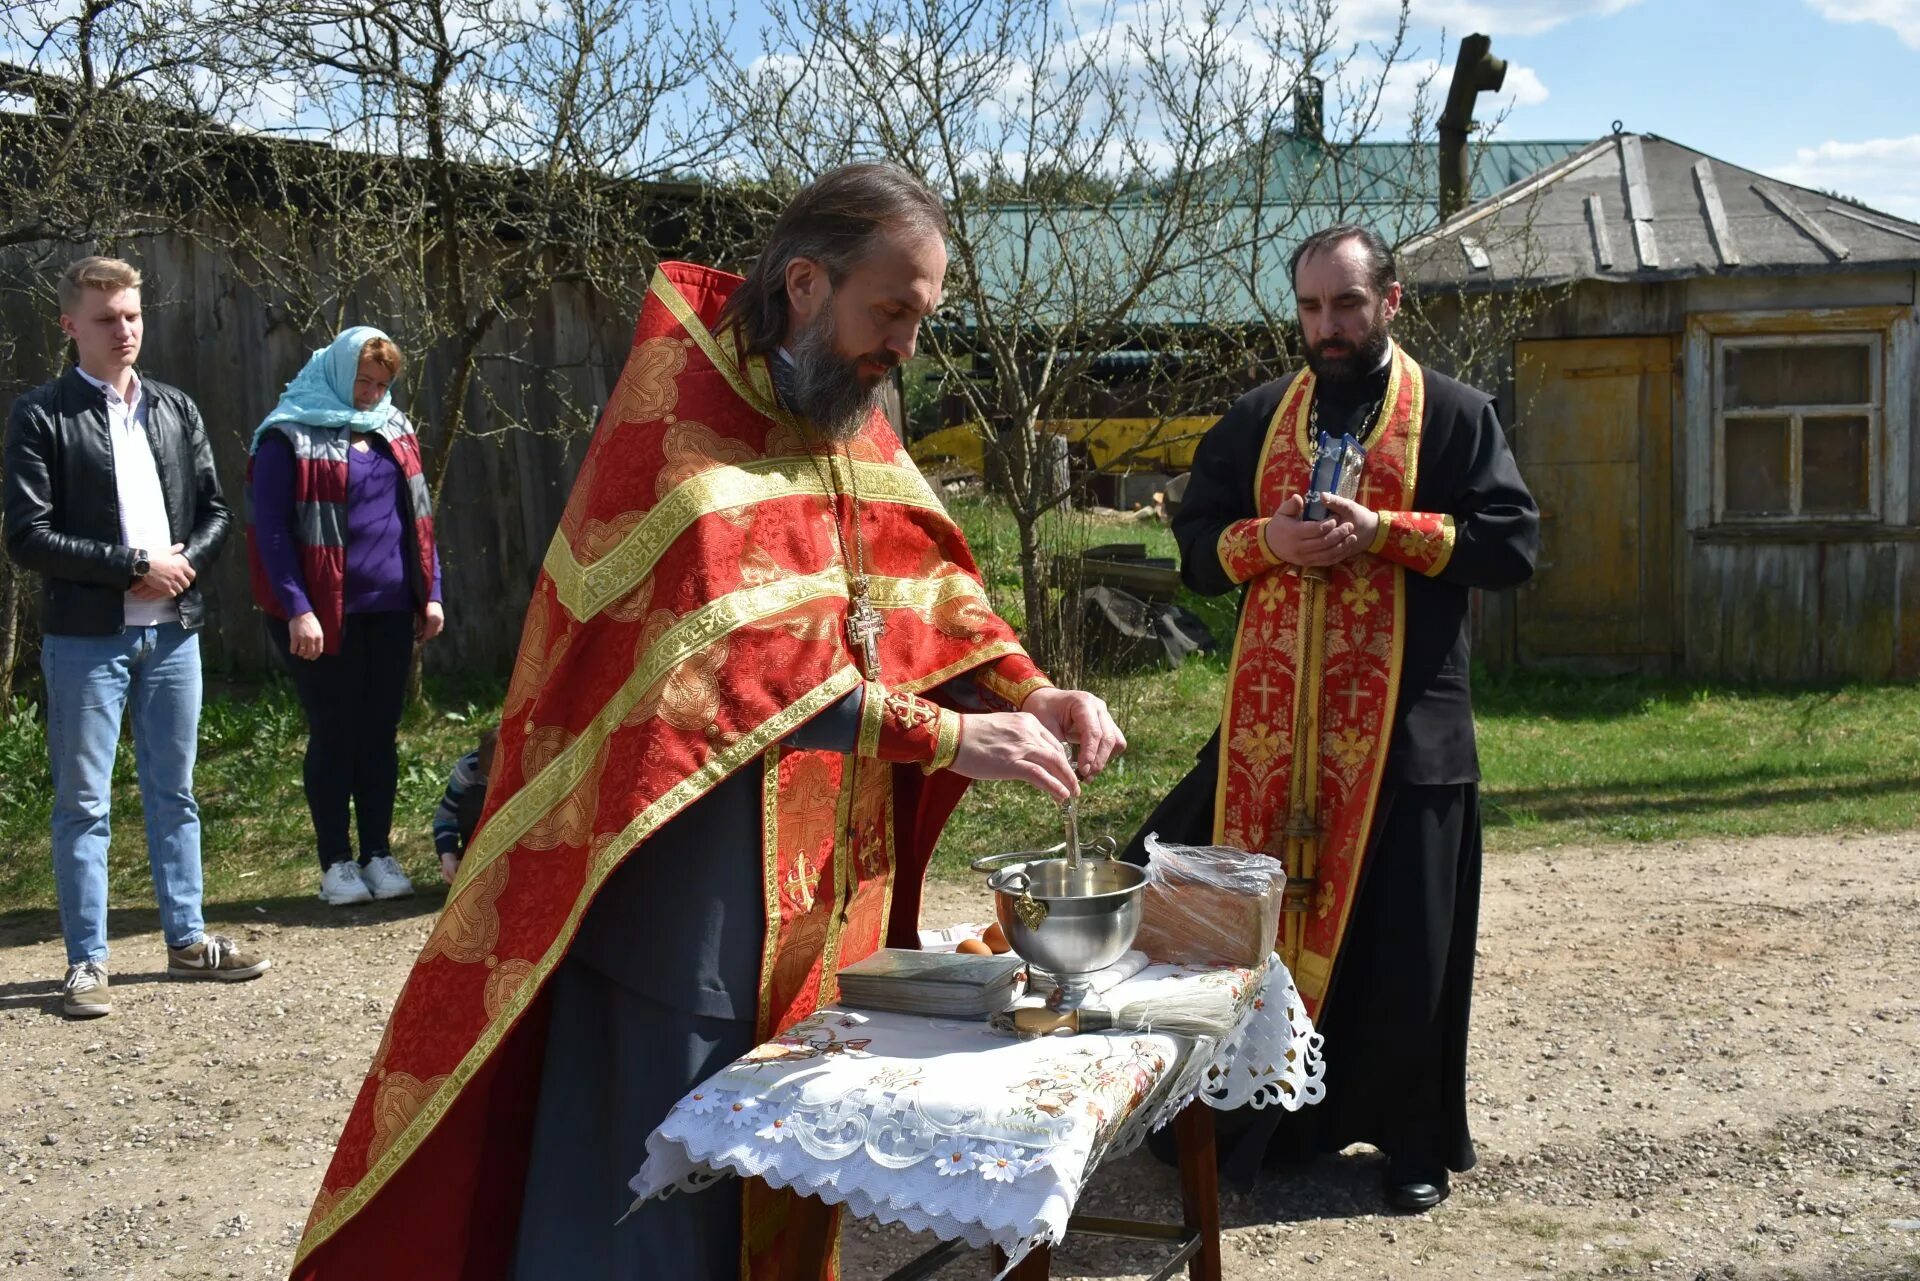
[1124,354,1537,1178]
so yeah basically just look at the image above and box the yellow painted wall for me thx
[909,417,1214,474]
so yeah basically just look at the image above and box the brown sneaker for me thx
[166,934,272,982]
[61,962,111,1018]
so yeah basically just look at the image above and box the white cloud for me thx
[1330,0,1643,39]
[1502,64,1549,106]
[1336,54,1547,131]
[1804,0,1920,50]
[1771,134,1920,220]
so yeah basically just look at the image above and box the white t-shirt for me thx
[76,367,178,627]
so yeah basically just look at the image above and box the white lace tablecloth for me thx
[630,953,1325,1274]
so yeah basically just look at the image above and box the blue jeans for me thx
[40,623,207,965]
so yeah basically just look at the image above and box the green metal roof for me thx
[948,135,1590,329]
[1191,134,1590,207]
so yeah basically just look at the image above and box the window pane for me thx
[1803,415,1872,514]
[1724,417,1792,515]
[1724,343,1870,408]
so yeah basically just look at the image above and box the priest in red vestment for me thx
[290,163,1123,1281]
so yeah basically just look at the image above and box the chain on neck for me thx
[1309,387,1391,447]
[799,425,868,587]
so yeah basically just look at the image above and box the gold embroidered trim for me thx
[1368,510,1453,576]
[815,758,860,1006]
[1316,353,1423,1017]
[1217,518,1280,585]
[756,744,784,1042]
[462,569,849,883]
[856,681,887,758]
[1367,514,1390,554]
[978,670,1052,709]
[1212,383,1300,844]
[895,641,1028,697]
[292,669,862,1267]
[1401,356,1427,508]
[865,568,989,616]
[470,571,1000,894]
[870,770,899,958]
[543,455,946,621]
[925,708,961,774]
[1429,515,1457,577]
[649,272,799,431]
[1291,340,1406,461]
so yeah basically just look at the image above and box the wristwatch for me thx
[131,548,150,581]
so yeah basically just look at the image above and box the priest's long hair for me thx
[720,163,948,354]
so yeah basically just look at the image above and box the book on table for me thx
[835,948,1027,1018]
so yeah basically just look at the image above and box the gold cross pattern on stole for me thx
[1335,679,1370,717]
[1249,674,1283,714]
[784,850,818,913]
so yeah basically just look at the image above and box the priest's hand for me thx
[1317,494,1379,559]
[1264,493,1362,567]
[952,712,1081,803]
[1022,687,1127,778]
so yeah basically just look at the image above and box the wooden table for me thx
[634,957,1320,1280]
[853,1100,1220,1281]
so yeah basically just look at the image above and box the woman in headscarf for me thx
[246,326,444,906]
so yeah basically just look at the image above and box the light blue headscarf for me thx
[249,325,398,453]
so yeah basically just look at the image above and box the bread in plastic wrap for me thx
[1134,833,1285,967]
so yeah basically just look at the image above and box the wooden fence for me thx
[1,230,644,683]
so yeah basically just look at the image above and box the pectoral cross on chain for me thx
[846,575,886,677]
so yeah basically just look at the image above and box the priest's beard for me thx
[789,302,897,441]
[1305,306,1392,386]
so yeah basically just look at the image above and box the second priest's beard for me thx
[1306,312,1392,386]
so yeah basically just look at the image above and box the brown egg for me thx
[956,938,992,955]
[981,922,1011,954]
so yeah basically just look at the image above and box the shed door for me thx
[1513,336,1680,659]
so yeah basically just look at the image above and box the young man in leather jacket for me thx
[4,255,271,1018]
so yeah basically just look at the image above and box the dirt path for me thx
[2,833,1916,1279]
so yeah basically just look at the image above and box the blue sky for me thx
[1426,0,1920,217]
[725,0,1920,217]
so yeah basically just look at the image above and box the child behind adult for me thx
[432,726,498,884]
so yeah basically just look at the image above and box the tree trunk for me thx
[0,561,22,707]
[1016,513,1054,674]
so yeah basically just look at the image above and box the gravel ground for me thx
[2,832,1916,1279]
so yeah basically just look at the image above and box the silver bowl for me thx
[973,841,1145,1007]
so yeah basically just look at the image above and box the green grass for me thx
[1473,670,1920,846]
[0,681,495,913]
[3,495,1918,912]
[928,493,1912,869]
[932,663,1920,873]
[929,656,1227,878]
[5,666,1918,911]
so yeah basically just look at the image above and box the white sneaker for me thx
[361,855,415,901]
[319,861,373,905]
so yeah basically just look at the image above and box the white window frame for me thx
[1711,331,1883,524]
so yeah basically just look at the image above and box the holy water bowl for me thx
[972,840,1146,1006]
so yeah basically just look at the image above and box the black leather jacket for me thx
[4,368,231,635]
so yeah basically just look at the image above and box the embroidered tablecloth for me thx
[630,949,1325,1272]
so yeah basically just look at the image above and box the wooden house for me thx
[1403,132,1920,682]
